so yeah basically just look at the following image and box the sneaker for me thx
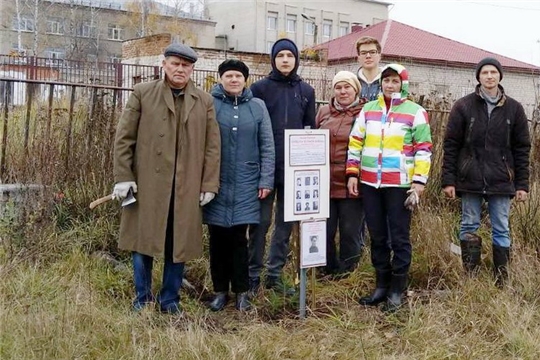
[265,276,296,296]
[159,302,182,315]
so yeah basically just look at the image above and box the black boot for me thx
[248,277,260,298]
[358,270,391,306]
[265,276,296,296]
[460,232,482,275]
[235,292,252,311]
[382,273,408,313]
[209,292,229,312]
[493,245,510,288]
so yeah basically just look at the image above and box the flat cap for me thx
[163,43,198,63]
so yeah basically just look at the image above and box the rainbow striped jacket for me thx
[346,96,432,188]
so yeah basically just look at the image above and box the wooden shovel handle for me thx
[89,194,114,209]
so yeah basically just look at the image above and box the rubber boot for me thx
[460,232,482,275]
[382,273,408,313]
[493,244,510,288]
[358,270,391,306]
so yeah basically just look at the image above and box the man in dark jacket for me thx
[442,57,530,287]
[248,38,316,295]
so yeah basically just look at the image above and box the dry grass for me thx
[2,97,540,359]
[2,201,540,359]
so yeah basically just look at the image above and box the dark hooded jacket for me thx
[203,85,275,227]
[250,39,316,185]
[442,84,530,196]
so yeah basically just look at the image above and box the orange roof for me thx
[316,20,539,73]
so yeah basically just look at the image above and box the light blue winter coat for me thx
[203,84,275,227]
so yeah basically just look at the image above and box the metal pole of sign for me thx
[299,267,307,319]
[299,220,306,319]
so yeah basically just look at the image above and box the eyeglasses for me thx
[359,50,379,56]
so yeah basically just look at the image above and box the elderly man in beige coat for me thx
[113,43,221,314]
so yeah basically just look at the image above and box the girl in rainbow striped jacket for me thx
[346,63,432,312]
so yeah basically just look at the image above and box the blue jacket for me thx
[203,85,275,227]
[251,70,315,185]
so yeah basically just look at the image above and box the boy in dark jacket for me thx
[442,57,530,287]
[248,38,316,295]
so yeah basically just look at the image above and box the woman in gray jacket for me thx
[203,59,275,312]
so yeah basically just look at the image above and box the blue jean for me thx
[326,198,365,273]
[132,199,184,312]
[460,193,511,247]
[248,183,294,279]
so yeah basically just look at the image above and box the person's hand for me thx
[443,185,456,199]
[259,188,271,199]
[347,177,359,196]
[515,190,528,202]
[199,192,215,206]
[113,181,137,200]
[411,183,425,197]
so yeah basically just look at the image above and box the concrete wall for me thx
[206,0,389,53]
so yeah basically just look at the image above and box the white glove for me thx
[113,181,137,200]
[199,192,215,206]
[404,188,419,211]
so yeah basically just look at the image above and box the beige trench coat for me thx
[113,79,220,263]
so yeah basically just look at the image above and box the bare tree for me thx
[62,0,103,61]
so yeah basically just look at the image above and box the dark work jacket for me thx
[442,85,530,196]
[251,70,316,185]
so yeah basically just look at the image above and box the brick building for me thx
[316,19,540,116]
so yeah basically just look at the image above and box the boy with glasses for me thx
[355,36,382,101]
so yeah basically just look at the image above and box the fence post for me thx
[65,85,77,179]
[24,83,34,157]
[0,81,12,182]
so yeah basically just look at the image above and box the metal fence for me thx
[0,54,333,104]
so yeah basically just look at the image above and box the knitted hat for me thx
[475,57,503,81]
[380,63,409,97]
[270,38,299,75]
[332,71,361,94]
[163,42,198,63]
[218,59,249,80]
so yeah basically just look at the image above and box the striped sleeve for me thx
[411,108,433,184]
[346,110,366,177]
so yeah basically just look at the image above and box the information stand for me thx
[284,129,329,319]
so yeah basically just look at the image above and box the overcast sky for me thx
[389,0,540,66]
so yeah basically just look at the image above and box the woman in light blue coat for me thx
[203,59,275,312]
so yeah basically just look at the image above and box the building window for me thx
[78,22,96,38]
[304,22,315,35]
[108,24,123,41]
[12,16,34,32]
[267,41,274,54]
[322,20,332,38]
[267,12,277,30]
[435,84,450,95]
[44,48,65,67]
[45,49,65,60]
[46,18,64,35]
[339,22,349,37]
[286,15,296,33]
